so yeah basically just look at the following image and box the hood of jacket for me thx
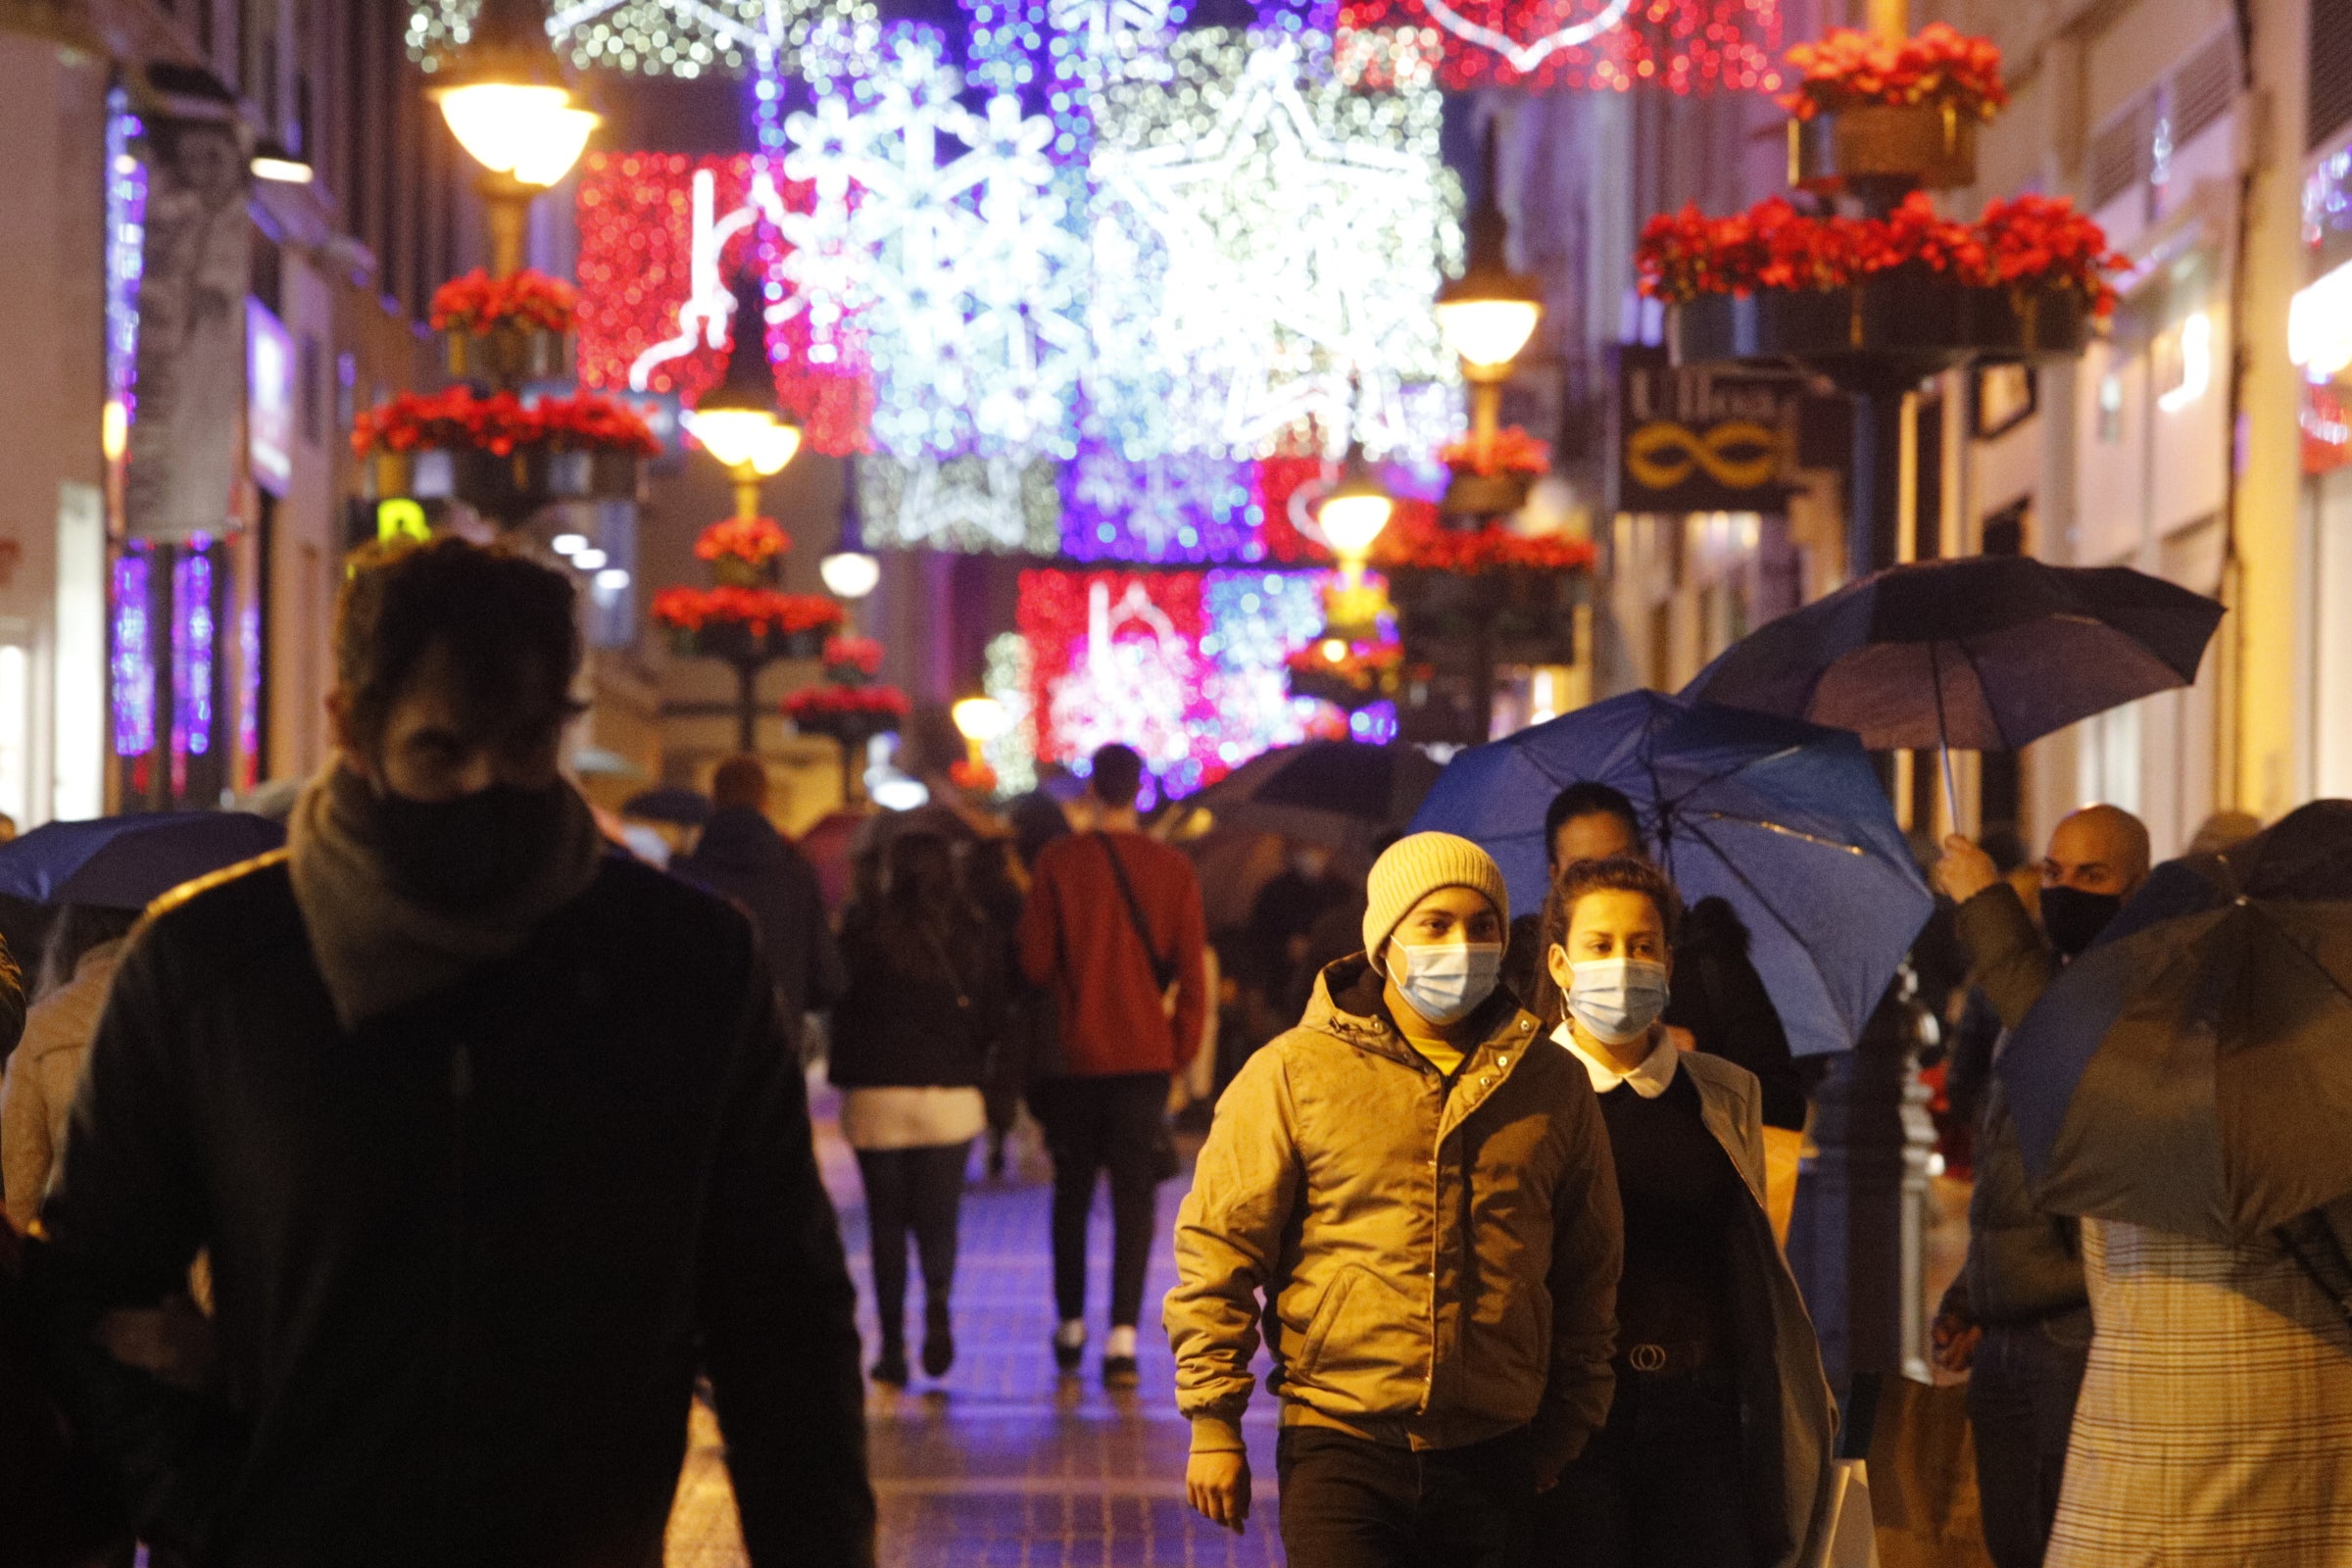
[1295,953,1522,1068]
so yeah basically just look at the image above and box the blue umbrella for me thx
[1409,690,1933,1056]
[0,811,286,910]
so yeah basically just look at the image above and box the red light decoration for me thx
[1335,0,1784,93]
[573,151,872,456]
[1018,569,1220,794]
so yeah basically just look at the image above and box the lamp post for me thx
[426,0,598,278]
[952,695,1009,784]
[820,476,880,620]
[1436,122,1544,485]
[682,271,803,522]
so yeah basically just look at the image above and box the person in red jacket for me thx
[1018,744,1208,1388]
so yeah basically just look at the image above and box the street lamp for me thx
[819,472,880,605]
[1437,122,1544,470]
[682,270,803,521]
[1316,442,1394,640]
[425,0,599,277]
[952,697,1009,745]
[250,137,315,184]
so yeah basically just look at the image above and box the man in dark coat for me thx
[1929,806,2147,1568]
[27,540,873,1568]
[674,753,847,1043]
[1500,781,1807,1130]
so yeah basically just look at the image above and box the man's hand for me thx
[1933,835,2001,906]
[1931,1300,1982,1375]
[1187,1451,1250,1534]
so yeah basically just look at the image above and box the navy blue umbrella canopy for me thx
[2001,800,2352,1244]
[1409,690,1933,1056]
[1681,557,2227,752]
[0,811,285,910]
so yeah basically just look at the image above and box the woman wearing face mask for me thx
[1529,857,1837,1568]
[1170,833,1623,1568]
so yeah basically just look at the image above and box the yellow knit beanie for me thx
[1362,832,1510,975]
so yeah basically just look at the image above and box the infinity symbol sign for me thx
[1625,419,1783,492]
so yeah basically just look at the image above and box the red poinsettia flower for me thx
[529,392,662,456]
[353,387,658,459]
[650,587,845,638]
[1439,426,1552,476]
[820,634,885,675]
[783,684,912,720]
[1369,522,1597,575]
[429,268,579,335]
[1779,24,2007,122]
[1284,638,1409,684]
[695,515,794,567]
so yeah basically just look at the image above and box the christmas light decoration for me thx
[1085,27,1461,461]
[1060,448,1265,564]
[858,455,1063,554]
[774,24,1089,458]
[573,152,870,455]
[111,547,154,759]
[408,0,875,79]
[1334,0,1783,93]
[981,631,1039,795]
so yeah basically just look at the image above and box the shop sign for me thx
[1609,345,1804,515]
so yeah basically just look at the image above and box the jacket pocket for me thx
[1296,1264,1421,1388]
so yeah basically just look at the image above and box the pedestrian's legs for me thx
[1970,1312,2092,1568]
[1276,1427,1420,1568]
[854,1150,911,1376]
[1527,1425,1634,1568]
[1621,1383,1746,1568]
[905,1140,971,1377]
[1102,1072,1172,1329]
[1034,1079,1106,1327]
[1415,1429,1538,1568]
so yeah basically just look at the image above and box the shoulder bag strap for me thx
[1097,833,1176,991]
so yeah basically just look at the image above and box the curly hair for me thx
[1529,856,1682,1024]
[334,538,581,748]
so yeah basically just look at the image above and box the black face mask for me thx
[373,782,570,913]
[2040,885,2124,960]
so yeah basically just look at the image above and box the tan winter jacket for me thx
[1166,957,1623,1478]
[1,938,128,1231]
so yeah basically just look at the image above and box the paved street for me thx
[665,1090,1285,1566]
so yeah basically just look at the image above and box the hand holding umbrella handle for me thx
[1932,836,2001,906]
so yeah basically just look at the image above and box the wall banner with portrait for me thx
[126,111,251,543]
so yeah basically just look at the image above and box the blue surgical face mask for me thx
[1389,941,1504,1027]
[1565,956,1671,1046]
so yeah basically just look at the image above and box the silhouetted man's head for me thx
[1544,781,1644,875]
[710,755,770,813]
[1091,744,1146,811]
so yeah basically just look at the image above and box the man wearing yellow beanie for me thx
[1168,832,1624,1567]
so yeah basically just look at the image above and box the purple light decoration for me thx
[172,542,216,805]
[1348,703,1398,744]
[104,89,146,426]
[1060,447,1266,563]
[239,597,261,789]
[110,547,154,758]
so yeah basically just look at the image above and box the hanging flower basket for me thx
[1789,103,1978,194]
[695,516,793,588]
[1388,565,1580,664]
[1286,640,1416,711]
[821,634,885,687]
[1777,24,2008,127]
[452,447,554,526]
[652,588,844,664]
[446,326,572,387]
[1668,274,2094,387]
[353,387,658,525]
[785,684,910,748]
[1437,425,1550,518]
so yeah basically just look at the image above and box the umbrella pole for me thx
[1930,643,1961,835]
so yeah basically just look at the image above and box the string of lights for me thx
[1333,0,1783,92]
[857,454,1064,553]
[407,0,876,78]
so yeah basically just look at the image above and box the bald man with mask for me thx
[1927,806,2149,1568]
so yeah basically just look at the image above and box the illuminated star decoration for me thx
[406,0,877,77]
[1086,27,1461,462]
[1333,0,1783,91]
[857,454,1063,554]
[774,24,1089,459]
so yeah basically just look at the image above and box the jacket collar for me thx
[1302,955,1537,1076]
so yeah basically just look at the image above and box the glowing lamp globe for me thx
[953,697,1011,744]
[682,408,802,475]
[1318,469,1395,564]
[819,551,881,601]
[1436,295,1543,372]
[433,84,597,188]
[250,138,315,184]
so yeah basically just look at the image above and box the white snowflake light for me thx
[981,632,1039,795]
[773,25,1088,458]
[858,454,1063,554]
[1085,27,1462,462]
[407,0,874,78]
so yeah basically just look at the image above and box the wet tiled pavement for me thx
[664,1090,1285,1566]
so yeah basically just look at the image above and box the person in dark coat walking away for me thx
[673,753,846,1050]
[24,539,873,1568]
[1928,806,2146,1568]
[1500,781,1807,1132]
[1018,743,1208,1388]
[831,832,1000,1387]
[1528,857,1836,1568]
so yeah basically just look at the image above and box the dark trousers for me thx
[1277,1426,1535,1568]
[853,1142,972,1348]
[1028,1073,1167,1327]
[1968,1310,2091,1568]
[1529,1373,1749,1568]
